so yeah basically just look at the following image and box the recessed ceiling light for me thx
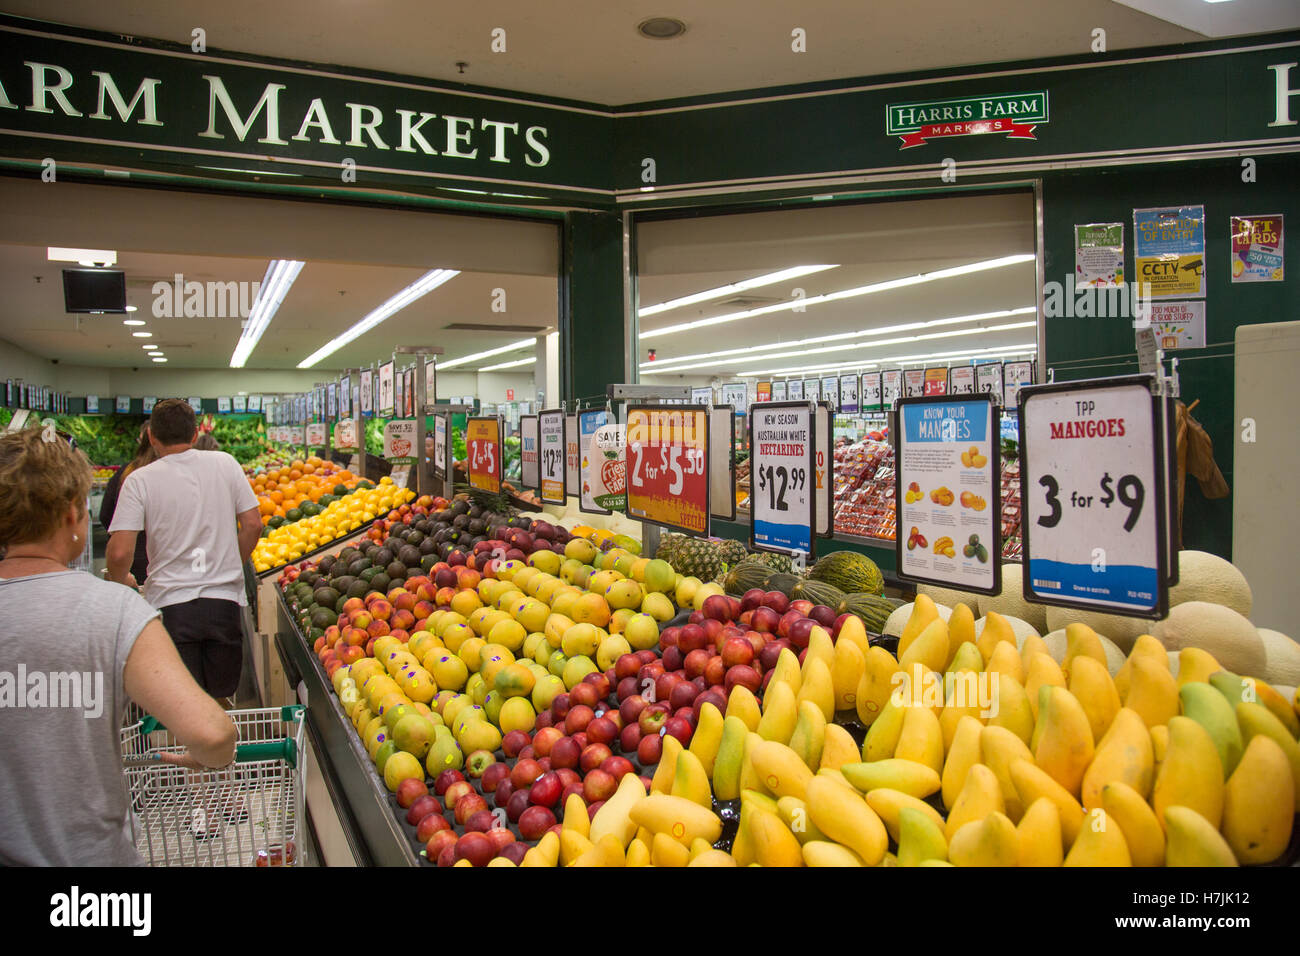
[639,265,838,318]
[123,319,146,327]
[440,338,536,370]
[297,268,459,369]
[141,343,157,349]
[125,305,138,312]
[151,356,168,363]
[637,17,686,39]
[132,331,153,338]
[480,356,535,372]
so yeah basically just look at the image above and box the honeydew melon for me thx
[1044,606,1151,654]
[1258,629,1300,688]
[974,614,1040,644]
[883,602,952,638]
[975,563,1048,632]
[1041,628,1126,676]
[1150,601,1266,678]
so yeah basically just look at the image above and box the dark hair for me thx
[150,399,197,445]
[194,433,220,451]
[123,424,157,480]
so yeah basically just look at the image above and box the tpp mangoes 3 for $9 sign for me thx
[626,406,710,535]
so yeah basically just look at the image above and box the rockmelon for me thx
[1044,605,1151,654]
[974,614,1040,644]
[975,563,1048,632]
[1258,629,1300,688]
[1167,550,1252,618]
[883,601,952,638]
[1150,601,1266,677]
[919,584,986,613]
[1042,628,1126,676]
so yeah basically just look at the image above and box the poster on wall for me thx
[360,369,373,416]
[1133,205,1206,299]
[976,363,1003,404]
[377,361,395,417]
[903,368,926,398]
[1230,214,1284,283]
[787,379,804,400]
[881,370,903,408]
[1149,300,1206,350]
[1074,222,1126,287]
[771,380,788,402]
[923,368,949,396]
[949,366,975,394]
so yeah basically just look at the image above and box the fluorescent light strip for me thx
[639,265,839,318]
[735,343,1037,378]
[480,356,535,372]
[298,268,459,368]
[231,259,305,368]
[640,306,1035,371]
[48,246,116,266]
[641,320,1036,374]
[440,338,536,370]
[640,254,1033,340]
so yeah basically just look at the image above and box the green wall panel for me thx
[563,211,625,404]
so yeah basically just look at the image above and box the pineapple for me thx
[655,533,685,564]
[716,539,748,570]
[671,537,723,582]
[752,550,795,574]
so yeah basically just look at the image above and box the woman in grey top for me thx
[0,427,237,866]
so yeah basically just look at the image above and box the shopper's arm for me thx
[123,619,237,767]
[106,530,138,586]
[235,507,261,561]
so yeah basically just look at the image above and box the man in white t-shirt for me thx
[107,399,262,696]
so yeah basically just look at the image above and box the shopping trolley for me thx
[120,705,306,867]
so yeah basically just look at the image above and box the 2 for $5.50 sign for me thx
[626,406,709,534]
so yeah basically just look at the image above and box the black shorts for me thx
[161,598,244,698]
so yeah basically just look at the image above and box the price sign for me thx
[896,393,1001,594]
[710,405,737,521]
[903,369,925,398]
[721,383,747,410]
[233,395,247,413]
[565,415,580,499]
[861,372,882,409]
[788,379,804,400]
[424,359,437,413]
[626,406,710,535]
[216,396,231,414]
[249,395,262,412]
[378,361,395,418]
[520,415,540,492]
[803,378,820,401]
[406,368,417,417]
[820,376,839,410]
[976,363,1003,403]
[384,419,417,465]
[949,366,975,394]
[580,409,626,514]
[881,371,902,407]
[691,386,713,405]
[755,382,772,403]
[771,381,787,402]
[815,403,833,537]
[360,369,374,416]
[1018,375,1168,617]
[339,376,350,418]
[1004,361,1035,409]
[394,367,405,419]
[115,395,131,413]
[305,422,327,447]
[333,419,358,452]
[467,417,503,493]
[188,397,203,413]
[749,402,815,556]
[432,414,448,480]
[840,374,859,413]
[539,409,566,504]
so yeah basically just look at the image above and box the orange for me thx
[269,490,284,504]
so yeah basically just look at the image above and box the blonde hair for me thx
[0,427,92,548]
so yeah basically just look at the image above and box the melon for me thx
[1167,550,1252,618]
[918,584,984,615]
[1041,628,1126,676]
[882,601,953,638]
[1258,629,1300,688]
[975,563,1048,632]
[1150,601,1266,677]
[1044,605,1152,654]
[974,614,1040,644]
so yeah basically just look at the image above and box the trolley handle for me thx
[135,705,303,768]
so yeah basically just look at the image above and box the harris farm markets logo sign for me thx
[886,91,1049,149]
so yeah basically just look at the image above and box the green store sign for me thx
[886,91,1049,148]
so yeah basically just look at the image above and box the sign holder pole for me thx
[394,346,444,498]
[425,402,473,499]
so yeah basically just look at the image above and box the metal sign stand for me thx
[394,346,444,498]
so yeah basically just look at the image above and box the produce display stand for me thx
[274,585,421,867]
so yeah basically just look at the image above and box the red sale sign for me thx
[467,417,502,493]
[625,407,709,535]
